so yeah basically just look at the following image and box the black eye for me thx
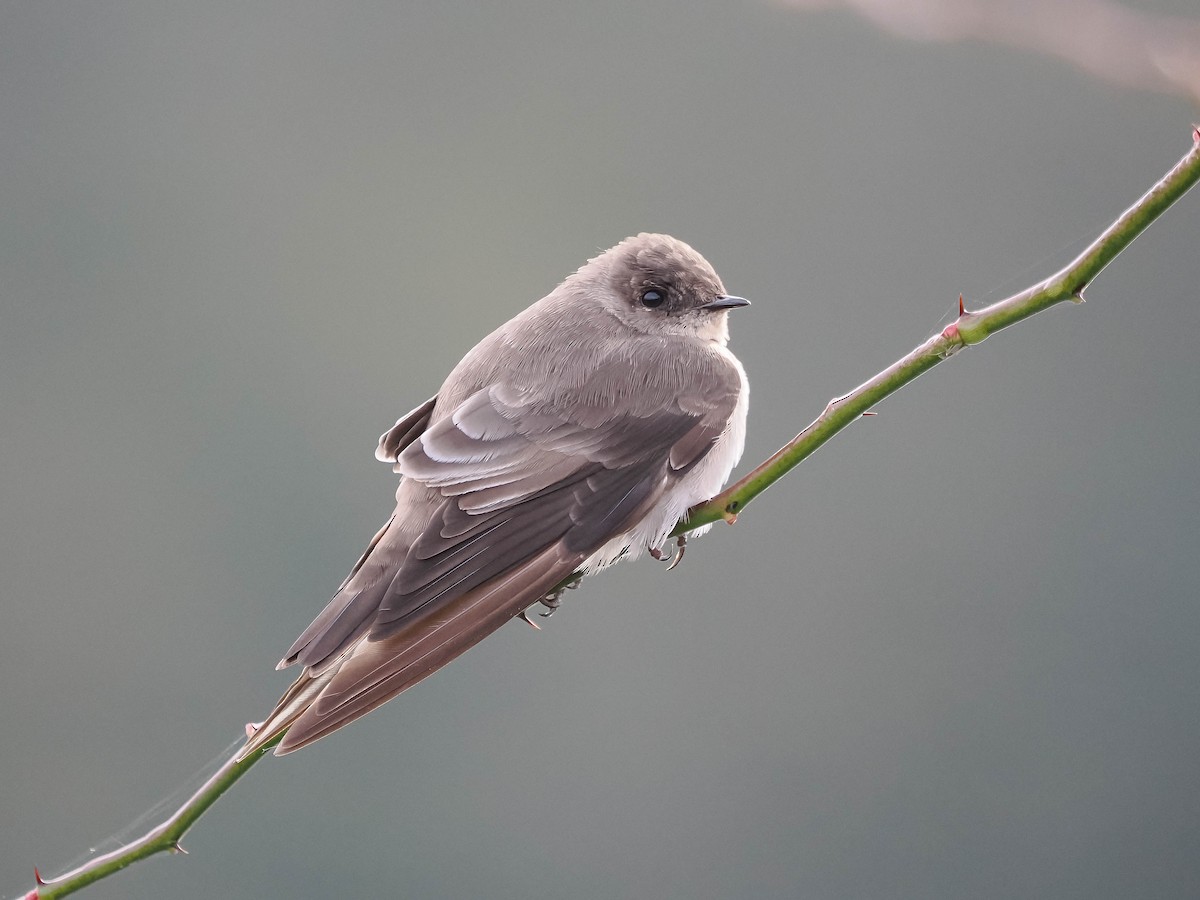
[640,288,665,308]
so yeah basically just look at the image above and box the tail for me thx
[240,546,576,758]
[237,668,336,760]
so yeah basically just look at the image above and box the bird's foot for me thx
[650,534,688,571]
[537,573,583,618]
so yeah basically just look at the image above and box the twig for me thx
[20,127,1200,900]
[674,127,1200,537]
[25,733,282,900]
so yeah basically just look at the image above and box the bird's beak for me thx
[701,295,750,311]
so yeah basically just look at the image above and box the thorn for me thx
[518,610,541,630]
[170,841,189,855]
[34,867,46,886]
[861,411,877,417]
[958,294,966,317]
[1193,124,1200,144]
[721,508,739,526]
[244,721,262,738]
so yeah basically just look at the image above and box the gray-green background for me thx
[4,3,1199,898]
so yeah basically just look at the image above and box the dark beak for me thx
[701,295,750,311]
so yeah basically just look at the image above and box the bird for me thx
[240,233,749,758]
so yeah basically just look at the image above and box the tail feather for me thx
[238,668,336,760]
[273,546,575,755]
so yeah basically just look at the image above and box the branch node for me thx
[938,322,968,357]
[824,392,852,416]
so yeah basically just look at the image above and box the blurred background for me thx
[3,2,1199,898]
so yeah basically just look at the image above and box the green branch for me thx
[24,733,281,900]
[19,128,1200,900]
[675,127,1200,537]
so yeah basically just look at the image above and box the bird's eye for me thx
[640,288,665,308]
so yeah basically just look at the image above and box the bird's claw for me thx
[650,534,688,571]
[536,573,582,618]
[666,534,687,571]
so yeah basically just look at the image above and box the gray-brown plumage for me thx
[240,233,749,757]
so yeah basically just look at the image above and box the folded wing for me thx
[251,346,741,756]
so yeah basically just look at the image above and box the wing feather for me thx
[376,396,437,465]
